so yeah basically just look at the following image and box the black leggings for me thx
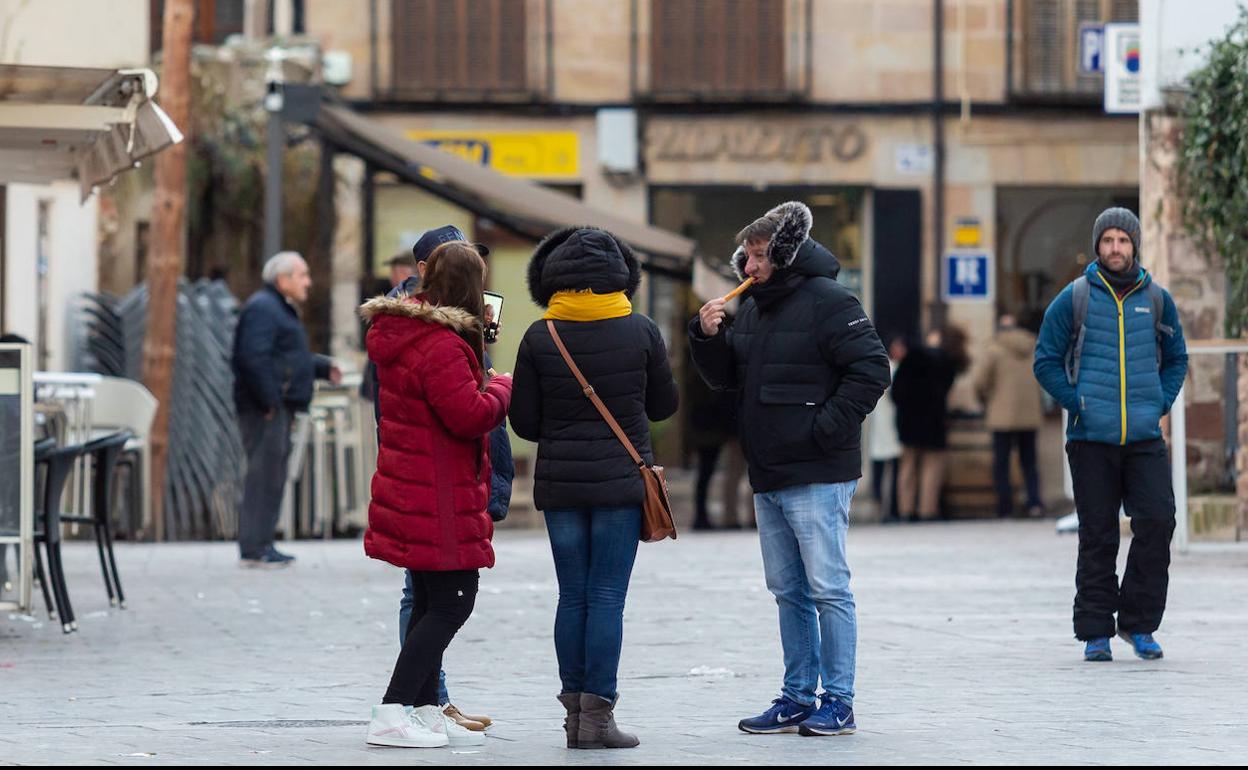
[383,569,479,707]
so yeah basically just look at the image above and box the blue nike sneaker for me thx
[738,697,814,734]
[798,696,856,736]
[1084,637,1112,662]
[1119,631,1163,660]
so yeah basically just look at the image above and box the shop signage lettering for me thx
[649,124,867,163]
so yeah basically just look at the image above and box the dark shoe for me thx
[798,696,856,736]
[239,551,291,569]
[1084,637,1113,662]
[1118,631,1163,660]
[737,696,814,734]
[557,692,581,748]
[267,546,296,563]
[577,693,638,749]
[691,519,715,532]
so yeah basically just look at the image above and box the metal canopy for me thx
[0,65,182,198]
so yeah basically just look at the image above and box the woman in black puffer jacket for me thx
[509,226,678,751]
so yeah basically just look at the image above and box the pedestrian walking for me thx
[509,226,679,750]
[1034,207,1187,662]
[868,336,905,522]
[973,313,1045,518]
[689,201,890,737]
[359,242,512,748]
[232,252,340,568]
[891,325,969,522]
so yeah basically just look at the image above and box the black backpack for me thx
[1064,276,1174,387]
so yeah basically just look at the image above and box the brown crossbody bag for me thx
[546,320,677,543]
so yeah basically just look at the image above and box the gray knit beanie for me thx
[1092,207,1141,263]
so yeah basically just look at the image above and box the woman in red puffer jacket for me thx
[358,241,512,748]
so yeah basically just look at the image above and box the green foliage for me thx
[1175,6,1248,337]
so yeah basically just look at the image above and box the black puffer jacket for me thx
[232,284,331,414]
[688,201,890,492]
[509,227,680,510]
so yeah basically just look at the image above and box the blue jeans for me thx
[399,572,450,705]
[755,481,858,708]
[544,506,642,700]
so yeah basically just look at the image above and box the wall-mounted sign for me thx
[953,217,982,248]
[943,250,993,302]
[894,144,933,175]
[1104,23,1141,114]
[1079,23,1104,75]
[406,130,580,179]
[649,123,867,164]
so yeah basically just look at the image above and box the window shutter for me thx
[649,0,787,98]
[391,0,528,97]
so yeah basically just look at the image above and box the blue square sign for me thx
[944,251,992,302]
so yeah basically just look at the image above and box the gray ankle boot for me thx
[577,693,639,749]
[556,692,581,748]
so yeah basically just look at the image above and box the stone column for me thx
[331,155,366,363]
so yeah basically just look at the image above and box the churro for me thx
[722,277,755,302]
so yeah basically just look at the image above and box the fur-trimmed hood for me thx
[730,201,814,281]
[526,226,642,307]
[359,294,479,365]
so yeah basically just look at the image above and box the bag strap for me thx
[1066,276,1090,386]
[546,320,646,469]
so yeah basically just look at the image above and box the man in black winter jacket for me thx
[689,201,889,737]
[232,251,340,567]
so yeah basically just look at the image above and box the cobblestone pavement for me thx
[3,520,1247,765]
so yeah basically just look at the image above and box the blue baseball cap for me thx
[411,225,490,263]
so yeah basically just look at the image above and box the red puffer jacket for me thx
[360,294,512,571]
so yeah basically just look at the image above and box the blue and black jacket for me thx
[1034,262,1188,446]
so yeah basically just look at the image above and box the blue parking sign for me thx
[944,251,992,302]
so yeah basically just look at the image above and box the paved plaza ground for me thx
[3,519,1247,765]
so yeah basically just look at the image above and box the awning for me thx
[0,64,183,200]
[311,103,696,272]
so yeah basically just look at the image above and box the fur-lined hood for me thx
[359,295,479,366]
[526,226,642,307]
[730,201,814,281]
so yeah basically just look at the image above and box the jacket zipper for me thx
[1095,272,1144,446]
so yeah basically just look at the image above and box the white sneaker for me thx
[365,704,448,748]
[443,712,487,747]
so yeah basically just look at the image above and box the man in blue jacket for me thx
[1034,208,1188,662]
[233,252,340,567]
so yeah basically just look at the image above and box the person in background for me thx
[891,325,970,522]
[869,336,905,523]
[232,252,341,568]
[974,313,1045,518]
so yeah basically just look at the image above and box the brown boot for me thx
[443,704,487,731]
[576,693,639,749]
[556,692,581,748]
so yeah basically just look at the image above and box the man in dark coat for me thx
[689,201,889,737]
[232,251,340,567]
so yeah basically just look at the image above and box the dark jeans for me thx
[992,431,1042,517]
[544,506,641,700]
[1067,439,1176,641]
[871,458,899,518]
[383,569,478,707]
[694,445,721,526]
[238,408,293,559]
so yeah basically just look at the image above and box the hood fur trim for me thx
[731,201,814,281]
[358,295,478,333]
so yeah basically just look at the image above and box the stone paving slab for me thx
[2,521,1247,765]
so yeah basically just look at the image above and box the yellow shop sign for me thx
[406,130,580,179]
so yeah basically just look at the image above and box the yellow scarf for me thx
[543,290,632,322]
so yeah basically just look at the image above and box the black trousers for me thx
[383,569,478,707]
[872,458,899,518]
[992,431,1042,517]
[238,408,293,559]
[1067,439,1175,640]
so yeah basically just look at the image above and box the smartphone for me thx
[483,291,504,343]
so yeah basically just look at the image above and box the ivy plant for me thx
[1175,7,1248,337]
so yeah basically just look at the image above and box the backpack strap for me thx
[1065,276,1090,387]
[1148,281,1173,368]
